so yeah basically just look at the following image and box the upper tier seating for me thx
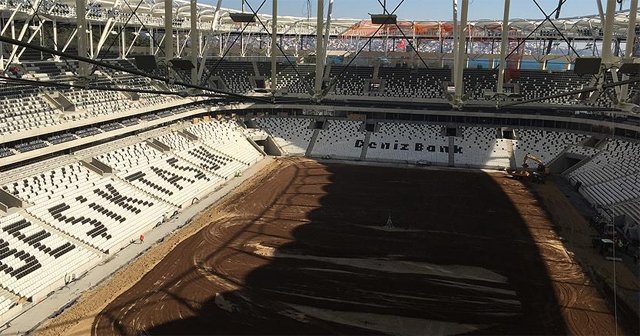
[0,89,60,135]
[274,64,315,94]
[312,120,366,159]
[204,60,254,93]
[254,117,314,155]
[329,66,373,96]
[377,67,448,99]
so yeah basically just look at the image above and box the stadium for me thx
[0,0,638,334]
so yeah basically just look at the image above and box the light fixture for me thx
[370,14,396,25]
[230,13,256,23]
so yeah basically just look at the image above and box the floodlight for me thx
[573,57,601,75]
[230,13,256,23]
[619,62,640,75]
[370,14,397,25]
[134,55,158,72]
[170,58,195,70]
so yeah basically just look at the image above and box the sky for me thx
[211,0,634,21]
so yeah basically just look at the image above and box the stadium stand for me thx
[2,162,173,252]
[96,142,220,208]
[454,126,511,168]
[311,120,367,159]
[366,122,449,164]
[156,131,248,180]
[567,140,640,211]
[565,144,601,157]
[0,212,99,301]
[254,117,314,155]
[186,120,263,165]
[0,116,268,324]
[512,129,588,167]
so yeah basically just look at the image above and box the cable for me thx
[321,0,406,98]
[3,0,45,68]
[609,111,619,336]
[244,0,316,97]
[532,0,582,57]
[22,0,79,77]
[88,0,146,76]
[201,0,267,86]
[499,76,640,108]
[376,0,430,69]
[493,0,569,70]
[120,0,192,86]
[0,34,272,103]
[0,75,224,98]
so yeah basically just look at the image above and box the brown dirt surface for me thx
[85,158,625,335]
[35,157,285,336]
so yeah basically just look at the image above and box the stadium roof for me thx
[2,1,636,39]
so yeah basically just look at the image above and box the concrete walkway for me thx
[0,158,273,336]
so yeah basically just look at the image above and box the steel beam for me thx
[314,0,325,97]
[191,0,199,84]
[497,0,510,93]
[601,0,616,63]
[271,0,277,92]
[120,24,126,59]
[196,0,222,83]
[94,19,116,59]
[76,0,88,76]
[125,26,144,58]
[454,0,468,106]
[452,0,458,87]
[165,0,174,74]
[620,0,638,100]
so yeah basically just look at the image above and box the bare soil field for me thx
[78,158,621,334]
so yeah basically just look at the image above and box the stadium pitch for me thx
[80,158,618,334]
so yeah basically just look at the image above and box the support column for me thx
[190,0,199,84]
[452,0,458,82]
[89,23,94,59]
[270,0,277,92]
[314,0,325,97]
[601,0,616,64]
[322,0,333,68]
[120,24,126,59]
[52,20,59,61]
[497,0,510,93]
[621,0,638,100]
[76,0,89,77]
[53,20,58,52]
[196,0,222,83]
[453,0,468,106]
[165,0,174,78]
